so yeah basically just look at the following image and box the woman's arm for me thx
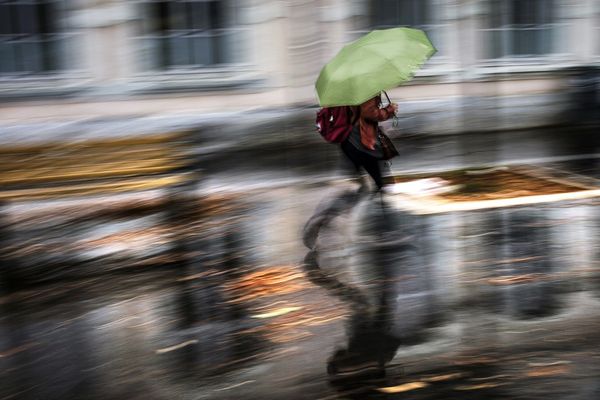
[360,96,396,122]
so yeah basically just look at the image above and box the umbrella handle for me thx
[383,90,392,105]
[383,91,399,127]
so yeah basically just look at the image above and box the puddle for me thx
[2,171,600,399]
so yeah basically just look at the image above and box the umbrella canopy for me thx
[315,27,436,107]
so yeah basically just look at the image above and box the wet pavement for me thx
[2,126,600,399]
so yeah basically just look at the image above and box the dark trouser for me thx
[341,139,383,189]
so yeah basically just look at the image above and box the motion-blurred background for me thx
[1,1,599,399]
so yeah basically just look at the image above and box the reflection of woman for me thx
[327,289,400,380]
[341,93,398,191]
[302,189,401,380]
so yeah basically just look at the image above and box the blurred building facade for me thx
[0,0,598,139]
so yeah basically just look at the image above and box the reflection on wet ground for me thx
[301,186,600,399]
[2,162,600,399]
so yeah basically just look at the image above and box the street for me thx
[1,126,600,400]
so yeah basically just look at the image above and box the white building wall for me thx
[0,0,597,136]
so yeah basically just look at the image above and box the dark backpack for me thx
[315,106,354,143]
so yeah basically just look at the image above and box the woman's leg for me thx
[340,140,361,173]
[361,155,383,190]
[342,140,383,190]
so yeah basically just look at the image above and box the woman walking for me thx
[342,93,398,192]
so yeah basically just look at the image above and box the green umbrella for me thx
[315,27,436,107]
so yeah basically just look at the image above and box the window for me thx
[136,0,242,70]
[367,0,445,62]
[370,0,431,30]
[0,0,71,75]
[485,0,555,59]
